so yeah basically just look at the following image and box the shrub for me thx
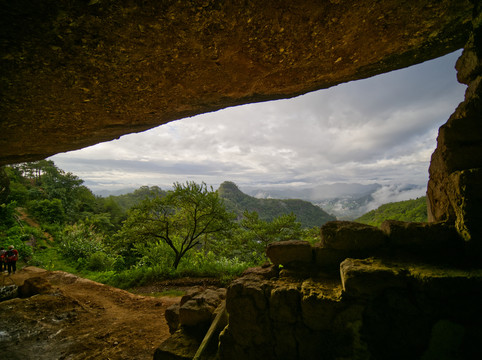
[85,251,116,271]
[27,198,65,224]
[59,223,105,262]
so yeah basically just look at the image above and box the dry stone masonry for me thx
[214,220,482,360]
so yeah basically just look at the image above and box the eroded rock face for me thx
[427,10,482,244]
[219,259,482,360]
[0,0,472,164]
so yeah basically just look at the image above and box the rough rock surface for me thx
[178,287,226,327]
[427,9,482,244]
[17,275,54,297]
[320,220,386,251]
[156,287,227,360]
[266,240,313,266]
[0,0,472,164]
[218,259,482,360]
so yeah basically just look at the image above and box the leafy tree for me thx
[225,211,303,263]
[240,210,302,246]
[28,198,65,224]
[118,181,235,269]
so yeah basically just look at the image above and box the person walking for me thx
[6,245,18,275]
[0,247,6,272]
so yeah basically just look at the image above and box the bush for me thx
[59,223,105,262]
[85,251,116,271]
[177,250,250,282]
[27,198,65,224]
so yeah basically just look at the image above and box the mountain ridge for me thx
[218,181,336,228]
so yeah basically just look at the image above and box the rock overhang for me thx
[0,0,474,165]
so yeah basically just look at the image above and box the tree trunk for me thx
[173,254,182,269]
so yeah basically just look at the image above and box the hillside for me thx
[106,185,166,211]
[217,181,336,228]
[355,196,427,227]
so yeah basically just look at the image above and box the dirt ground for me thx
[0,267,187,360]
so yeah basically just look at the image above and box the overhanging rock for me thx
[0,0,473,165]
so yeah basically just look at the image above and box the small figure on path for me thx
[0,247,6,272]
[6,245,18,275]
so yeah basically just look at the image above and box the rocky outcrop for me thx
[0,1,473,165]
[17,276,54,298]
[427,6,482,245]
[155,287,227,360]
[218,246,482,360]
[193,218,480,359]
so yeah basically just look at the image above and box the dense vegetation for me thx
[0,162,326,288]
[355,196,428,227]
[218,181,336,228]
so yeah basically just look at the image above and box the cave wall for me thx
[0,0,473,164]
[427,2,482,245]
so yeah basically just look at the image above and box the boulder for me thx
[18,276,53,298]
[300,278,344,331]
[380,220,464,259]
[165,303,180,334]
[266,240,313,266]
[0,285,18,301]
[242,264,279,279]
[313,245,351,270]
[340,258,408,299]
[179,288,226,328]
[320,221,386,251]
[153,330,200,360]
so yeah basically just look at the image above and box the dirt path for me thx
[0,267,182,360]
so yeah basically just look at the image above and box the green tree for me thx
[240,211,302,246]
[118,181,235,269]
[230,211,303,263]
[28,198,65,224]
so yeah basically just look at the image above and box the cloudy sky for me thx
[50,50,466,198]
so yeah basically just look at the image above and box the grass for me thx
[28,246,252,291]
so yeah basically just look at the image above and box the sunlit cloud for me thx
[51,51,466,197]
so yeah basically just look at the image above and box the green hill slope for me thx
[355,196,427,227]
[218,181,336,228]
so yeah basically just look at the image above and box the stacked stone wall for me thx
[217,221,482,360]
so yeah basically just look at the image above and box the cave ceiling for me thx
[0,0,473,166]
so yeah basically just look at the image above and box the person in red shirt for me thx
[6,245,18,275]
[0,247,6,272]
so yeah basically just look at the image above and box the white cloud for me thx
[50,51,466,197]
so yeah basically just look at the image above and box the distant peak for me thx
[219,181,241,191]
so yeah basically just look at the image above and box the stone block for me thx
[380,220,463,257]
[266,240,313,266]
[179,288,226,327]
[313,244,350,269]
[320,221,386,251]
[269,284,301,324]
[340,258,407,299]
[165,303,180,334]
[153,330,199,360]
